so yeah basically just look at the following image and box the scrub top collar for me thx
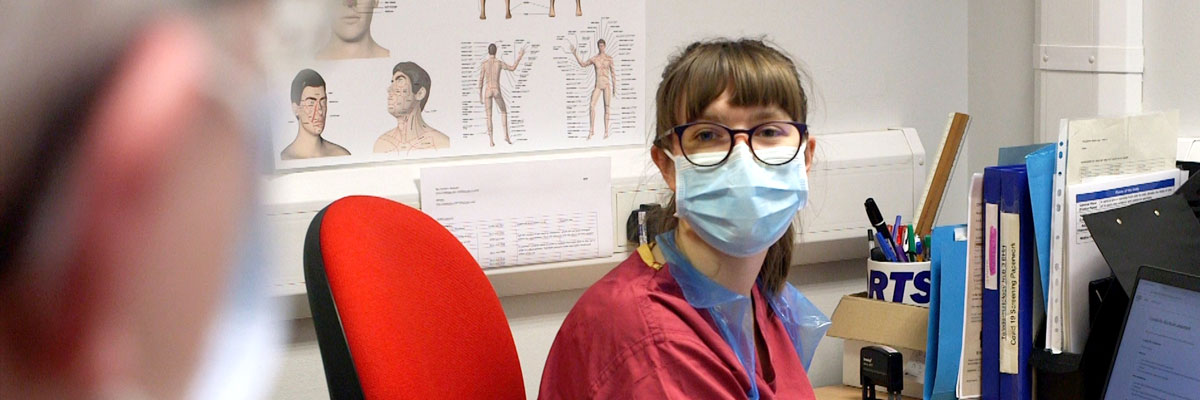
[656,230,831,400]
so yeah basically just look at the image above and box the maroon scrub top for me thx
[538,251,817,399]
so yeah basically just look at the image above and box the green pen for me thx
[906,225,915,255]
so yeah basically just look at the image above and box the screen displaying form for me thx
[1105,280,1200,400]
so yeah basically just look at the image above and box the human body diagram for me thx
[374,62,450,153]
[479,44,528,146]
[479,0,582,19]
[570,39,616,139]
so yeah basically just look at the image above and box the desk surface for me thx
[813,385,920,400]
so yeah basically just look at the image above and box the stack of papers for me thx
[1048,110,1181,353]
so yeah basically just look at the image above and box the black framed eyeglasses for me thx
[669,121,808,167]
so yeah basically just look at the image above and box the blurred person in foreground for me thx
[0,1,287,399]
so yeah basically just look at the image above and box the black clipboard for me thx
[1082,195,1200,297]
[1177,168,1200,219]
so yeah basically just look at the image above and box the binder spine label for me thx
[999,212,1020,374]
[985,204,999,290]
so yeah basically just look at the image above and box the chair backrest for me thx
[304,196,525,399]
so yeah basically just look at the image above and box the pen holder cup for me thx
[866,258,932,308]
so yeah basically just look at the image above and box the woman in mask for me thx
[538,38,830,399]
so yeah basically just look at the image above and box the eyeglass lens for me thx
[680,122,804,166]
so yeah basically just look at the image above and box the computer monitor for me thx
[1103,266,1200,400]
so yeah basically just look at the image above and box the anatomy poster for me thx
[267,0,646,170]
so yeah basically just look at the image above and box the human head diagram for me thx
[291,69,327,136]
[388,62,431,117]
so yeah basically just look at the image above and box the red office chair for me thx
[303,196,525,399]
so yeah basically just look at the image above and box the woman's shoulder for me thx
[540,253,744,399]
[566,252,670,331]
[552,251,709,352]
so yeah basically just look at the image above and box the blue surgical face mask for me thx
[672,143,809,257]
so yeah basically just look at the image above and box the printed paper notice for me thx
[420,157,612,268]
[1062,170,1182,351]
[1066,110,1178,185]
[958,174,983,398]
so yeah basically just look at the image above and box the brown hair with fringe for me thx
[652,38,809,296]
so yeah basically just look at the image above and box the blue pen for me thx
[914,237,923,262]
[874,231,898,262]
[893,215,908,262]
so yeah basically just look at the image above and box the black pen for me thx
[867,229,875,253]
[864,198,898,258]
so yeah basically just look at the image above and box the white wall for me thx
[269,1,969,398]
[1144,1,1200,137]
[968,0,1036,173]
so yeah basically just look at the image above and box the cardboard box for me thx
[828,292,929,399]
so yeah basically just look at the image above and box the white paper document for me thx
[1065,110,1179,185]
[1062,169,1183,352]
[420,157,613,269]
[957,173,984,398]
[1050,110,1180,352]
